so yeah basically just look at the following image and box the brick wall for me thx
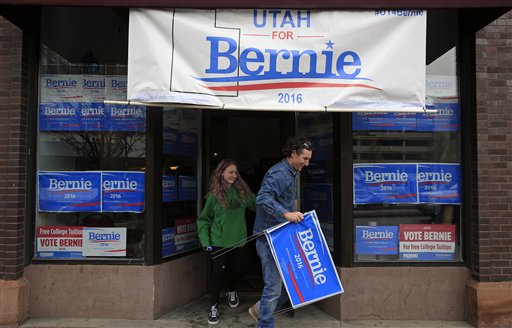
[474,11,512,282]
[0,16,29,280]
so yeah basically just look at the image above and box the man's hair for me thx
[281,137,314,158]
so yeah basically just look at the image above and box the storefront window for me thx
[35,8,204,261]
[352,47,462,262]
[161,108,201,258]
[35,8,146,260]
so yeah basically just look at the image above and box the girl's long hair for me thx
[208,159,252,208]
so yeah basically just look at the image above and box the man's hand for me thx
[283,211,304,223]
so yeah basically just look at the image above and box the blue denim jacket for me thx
[253,158,297,235]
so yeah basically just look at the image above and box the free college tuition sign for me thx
[265,210,343,308]
[128,9,426,110]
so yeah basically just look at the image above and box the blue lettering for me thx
[291,50,317,75]
[265,49,292,75]
[336,51,361,79]
[253,10,311,28]
[202,36,363,81]
[239,48,265,75]
[253,10,266,28]
[111,80,127,88]
[268,10,281,28]
[205,37,238,74]
[281,10,295,28]
[46,79,77,88]
[297,10,311,28]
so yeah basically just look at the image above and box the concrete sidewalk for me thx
[21,293,474,328]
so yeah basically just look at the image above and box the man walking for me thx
[250,136,313,328]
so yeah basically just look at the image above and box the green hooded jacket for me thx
[197,186,256,248]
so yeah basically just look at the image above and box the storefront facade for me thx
[0,2,511,328]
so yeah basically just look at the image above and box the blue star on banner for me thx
[325,40,335,49]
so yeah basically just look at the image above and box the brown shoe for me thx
[248,303,259,321]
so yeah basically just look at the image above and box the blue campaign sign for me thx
[162,175,178,202]
[353,164,417,204]
[355,226,399,255]
[107,104,146,132]
[80,103,107,131]
[417,103,460,132]
[102,171,145,212]
[265,210,343,309]
[39,102,81,131]
[418,163,460,204]
[178,176,197,201]
[162,227,176,257]
[38,171,101,212]
[352,112,417,131]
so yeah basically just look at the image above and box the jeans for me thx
[256,238,283,328]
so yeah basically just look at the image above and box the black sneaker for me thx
[208,304,219,325]
[226,291,239,308]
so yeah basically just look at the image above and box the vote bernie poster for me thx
[265,210,343,309]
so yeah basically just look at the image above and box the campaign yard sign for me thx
[36,226,84,259]
[353,163,461,205]
[82,227,127,257]
[38,171,102,212]
[162,227,176,257]
[162,175,178,202]
[102,171,145,212]
[353,163,418,204]
[356,225,399,255]
[417,163,460,204]
[399,224,456,260]
[265,210,343,309]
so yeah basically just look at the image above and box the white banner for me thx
[128,9,426,111]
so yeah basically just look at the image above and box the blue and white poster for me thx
[82,75,106,102]
[39,102,82,131]
[418,164,460,204]
[162,175,178,202]
[265,210,343,309]
[82,227,127,257]
[102,171,145,212]
[417,103,460,132]
[352,103,459,132]
[107,104,146,132]
[162,227,176,257]
[178,176,197,201]
[79,103,107,131]
[353,164,417,204]
[352,112,417,131]
[38,171,101,212]
[355,226,399,255]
